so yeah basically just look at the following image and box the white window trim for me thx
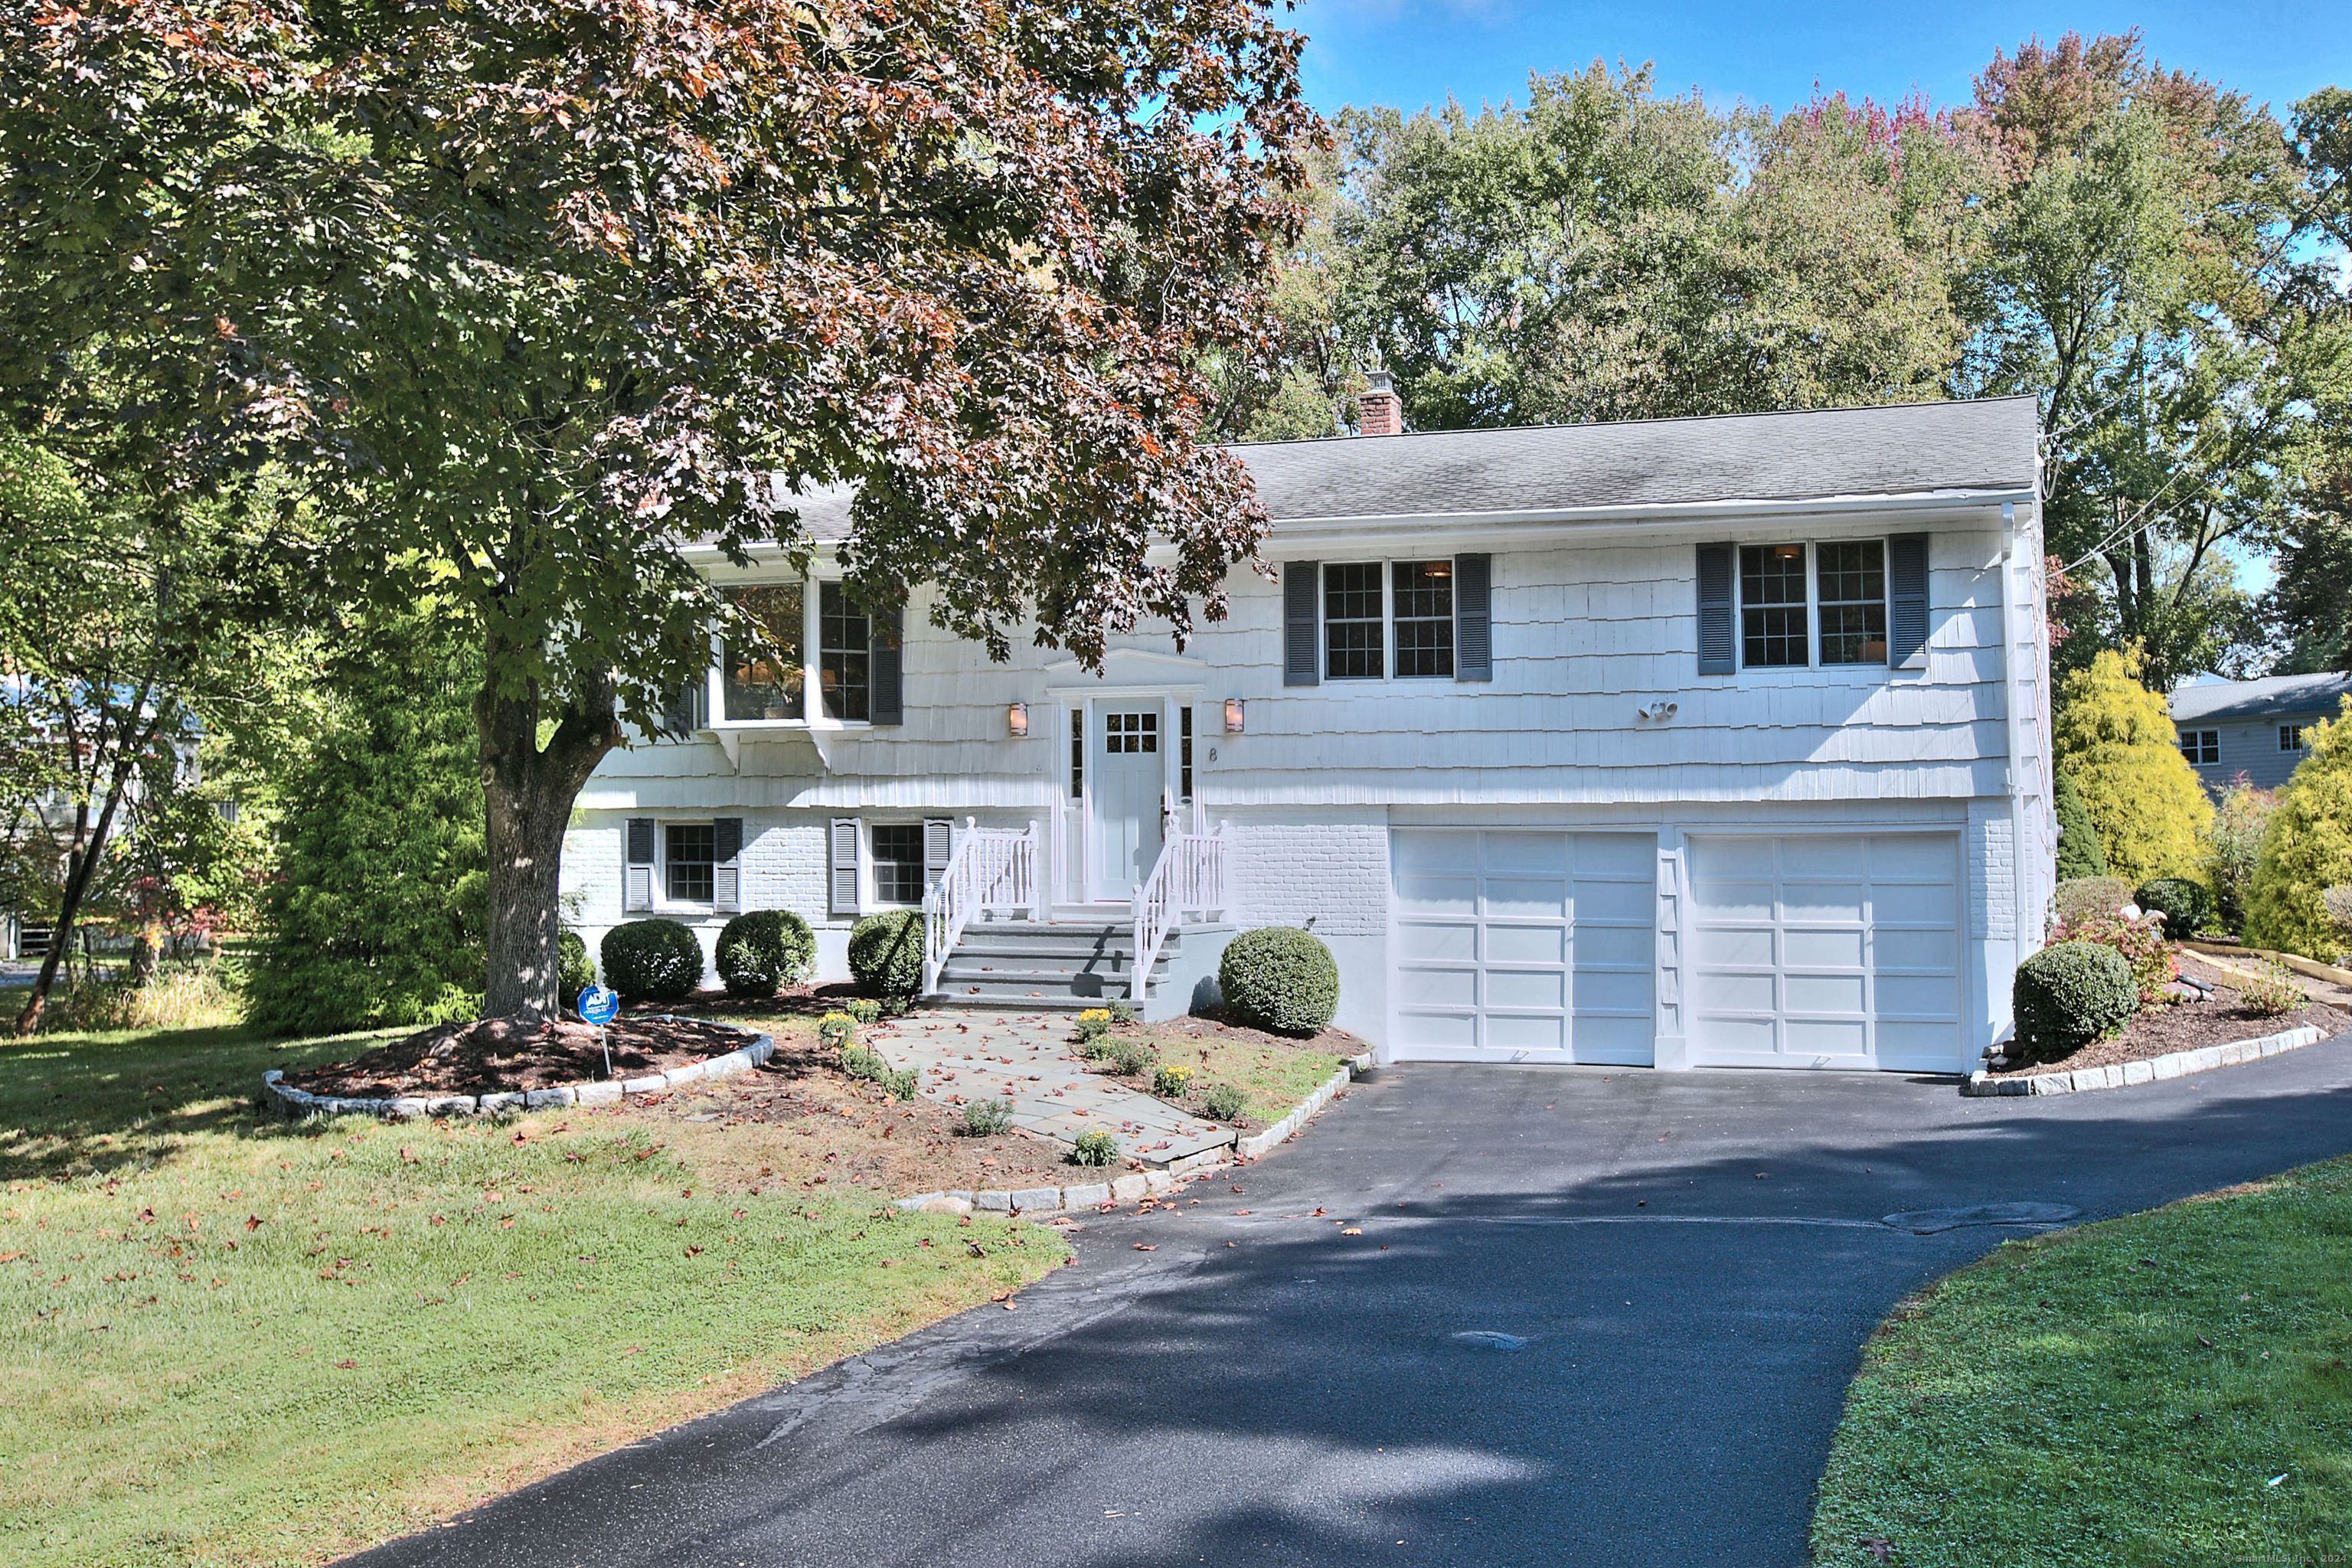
[2281,724,2306,753]
[866,820,928,910]
[651,817,719,915]
[704,574,877,732]
[2178,728,2220,766]
[1321,555,1458,684]
[1726,535,1896,681]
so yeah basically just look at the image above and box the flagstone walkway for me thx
[866,1010,1236,1167]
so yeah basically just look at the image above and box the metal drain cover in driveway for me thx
[1449,1331,1531,1351]
[1881,1202,2080,1234]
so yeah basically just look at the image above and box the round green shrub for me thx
[557,929,595,1002]
[961,1099,1016,1137]
[1217,926,1339,1034]
[848,910,926,998]
[714,909,815,998]
[599,919,704,1002]
[1200,1080,1248,1123]
[1069,1129,1120,1166]
[2012,940,2138,1063]
[2133,876,2213,937]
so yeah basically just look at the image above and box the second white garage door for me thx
[1687,834,1965,1073]
[1391,831,1657,1064]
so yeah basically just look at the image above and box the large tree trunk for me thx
[477,665,621,1021]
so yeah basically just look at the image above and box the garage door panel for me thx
[1782,928,1864,968]
[1573,968,1654,1013]
[1693,926,1774,967]
[1487,1013,1569,1050]
[1575,835,1656,877]
[1485,923,1565,965]
[1784,1018,1868,1057]
[1485,879,1569,919]
[1488,969,1566,1010]
[1785,973,1866,1014]
[1873,927,1958,969]
[1389,830,1655,1064]
[1397,965,1478,1008]
[1574,924,1655,966]
[1780,884,1866,923]
[1395,874,1478,915]
[1396,1010,1478,1050]
[1571,878,1653,922]
[1688,832,1965,1073]
[1695,969,1775,1011]
[1876,974,1958,1017]
[1692,880,1776,920]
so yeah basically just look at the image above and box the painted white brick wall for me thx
[561,825,622,926]
[1970,808,2015,941]
[743,817,829,926]
[1229,820,1389,937]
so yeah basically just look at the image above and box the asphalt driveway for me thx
[349,1033,2352,1568]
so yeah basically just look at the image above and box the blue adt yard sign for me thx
[577,986,619,1025]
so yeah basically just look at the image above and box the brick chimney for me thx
[1357,369,1403,436]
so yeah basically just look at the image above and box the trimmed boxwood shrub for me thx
[599,919,703,1002]
[715,909,815,998]
[2133,876,2213,937]
[557,929,595,1003]
[2012,940,2138,1063]
[1218,926,1339,1035]
[848,909,925,998]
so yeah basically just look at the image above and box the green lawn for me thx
[0,1018,1059,1567]
[1811,1157,2352,1567]
[1138,1020,1344,1122]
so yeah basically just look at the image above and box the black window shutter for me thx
[1888,534,1930,668]
[1454,553,1492,681]
[1283,562,1319,687]
[712,817,742,913]
[1696,544,1735,675]
[624,818,655,911]
[869,606,903,724]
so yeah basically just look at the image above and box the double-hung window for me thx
[721,585,804,721]
[2180,729,2220,766]
[1815,542,1887,665]
[1740,544,1809,668]
[664,823,716,903]
[2282,725,2307,753]
[819,583,870,722]
[871,824,925,905]
[1324,560,1455,679]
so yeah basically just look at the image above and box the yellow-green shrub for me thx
[2246,699,2352,959]
[2053,648,2211,883]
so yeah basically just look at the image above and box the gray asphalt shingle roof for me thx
[775,395,2041,540]
[2170,672,2352,724]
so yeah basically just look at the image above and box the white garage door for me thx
[1687,835,1963,1073]
[1391,831,1657,1063]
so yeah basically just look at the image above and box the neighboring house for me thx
[2171,672,2352,793]
[559,392,2056,1075]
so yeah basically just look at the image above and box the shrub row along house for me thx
[558,391,2058,1075]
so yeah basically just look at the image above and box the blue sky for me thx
[1289,1,2352,120]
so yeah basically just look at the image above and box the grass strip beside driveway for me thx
[1811,1155,2352,1567]
[0,1021,1060,1568]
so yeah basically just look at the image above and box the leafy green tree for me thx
[2053,769,2112,880]
[2246,701,2352,958]
[1958,31,2331,690]
[2053,648,2214,882]
[7,0,1318,1021]
[244,617,488,1036]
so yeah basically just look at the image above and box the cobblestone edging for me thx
[261,1020,776,1119]
[893,1051,1376,1216]
[1961,1024,2324,1098]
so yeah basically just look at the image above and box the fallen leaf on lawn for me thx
[684,1245,703,1257]
[335,1360,356,1369]
[244,1215,263,1231]
[2197,1335,2216,1348]
[624,1345,642,1354]
[989,1290,1011,1302]
[0,1251,24,1263]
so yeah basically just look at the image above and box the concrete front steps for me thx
[920,917,1233,1018]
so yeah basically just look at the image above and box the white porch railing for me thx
[1129,799,1229,1001]
[923,818,1040,996]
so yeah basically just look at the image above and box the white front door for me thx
[1088,705,1163,902]
[1687,834,1964,1072]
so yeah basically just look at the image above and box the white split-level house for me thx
[559,392,2058,1076]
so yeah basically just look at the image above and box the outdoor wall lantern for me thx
[1006,701,1030,738]
[1223,697,1245,734]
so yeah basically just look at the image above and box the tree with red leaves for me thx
[4,0,1318,1021]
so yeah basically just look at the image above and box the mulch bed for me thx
[1146,1005,1364,1056]
[283,1014,761,1098]
[1994,952,2348,1076]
